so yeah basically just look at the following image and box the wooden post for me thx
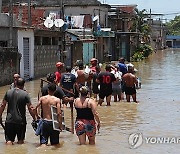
[38,79,44,100]
[70,103,74,134]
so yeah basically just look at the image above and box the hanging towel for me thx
[83,15,92,28]
[71,16,85,28]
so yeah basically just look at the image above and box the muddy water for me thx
[0,48,180,154]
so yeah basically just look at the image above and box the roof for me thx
[166,35,180,40]
[116,32,140,35]
[2,0,102,7]
[110,4,137,14]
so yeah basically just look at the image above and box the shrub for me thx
[132,44,153,61]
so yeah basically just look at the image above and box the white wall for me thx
[18,29,34,79]
[64,5,109,27]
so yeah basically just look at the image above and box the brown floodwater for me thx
[0,48,180,154]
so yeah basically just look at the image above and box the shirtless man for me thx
[74,61,88,98]
[122,66,138,103]
[76,61,87,86]
[36,83,62,146]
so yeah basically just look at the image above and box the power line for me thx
[163,12,180,15]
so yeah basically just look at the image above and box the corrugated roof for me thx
[166,35,180,40]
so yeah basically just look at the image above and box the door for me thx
[121,41,126,57]
[23,38,30,80]
[65,45,72,67]
[83,43,94,65]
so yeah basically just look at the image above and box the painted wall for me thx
[83,42,94,65]
[18,29,34,79]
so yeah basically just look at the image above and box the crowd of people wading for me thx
[0,57,141,146]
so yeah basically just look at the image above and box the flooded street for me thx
[0,48,180,154]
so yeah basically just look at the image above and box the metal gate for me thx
[23,38,30,80]
[83,42,94,65]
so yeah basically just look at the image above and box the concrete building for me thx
[0,13,32,85]
[166,35,180,48]
[2,3,64,79]
[148,18,166,50]
[63,3,111,63]
[108,5,140,61]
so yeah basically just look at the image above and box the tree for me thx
[166,15,180,35]
[130,8,151,43]
[130,8,152,61]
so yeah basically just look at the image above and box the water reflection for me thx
[0,49,180,153]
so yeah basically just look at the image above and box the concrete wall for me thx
[34,45,60,78]
[0,48,20,86]
[0,13,9,26]
[0,27,18,47]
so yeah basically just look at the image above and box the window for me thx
[0,41,8,47]
[52,37,58,45]
[35,36,41,45]
[42,37,51,45]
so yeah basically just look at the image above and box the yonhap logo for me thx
[128,133,143,148]
[128,133,180,148]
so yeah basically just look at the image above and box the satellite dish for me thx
[54,19,64,28]
[44,18,54,28]
[93,15,99,22]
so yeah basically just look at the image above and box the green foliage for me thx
[131,9,148,32]
[132,52,144,62]
[132,44,153,61]
[130,8,151,44]
[166,15,180,35]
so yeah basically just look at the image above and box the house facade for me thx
[64,4,111,63]
[166,35,180,48]
[149,18,166,50]
[108,5,139,62]
[2,4,64,79]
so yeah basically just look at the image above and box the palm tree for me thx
[131,8,151,43]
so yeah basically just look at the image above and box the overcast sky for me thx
[100,0,180,20]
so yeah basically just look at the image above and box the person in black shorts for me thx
[123,66,138,102]
[60,66,76,107]
[0,78,35,145]
[92,66,101,101]
[96,65,116,106]
[35,83,62,146]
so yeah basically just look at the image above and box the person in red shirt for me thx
[55,62,64,85]
[90,58,98,73]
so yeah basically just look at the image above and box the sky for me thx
[99,0,180,21]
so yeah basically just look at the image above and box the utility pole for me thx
[60,0,65,62]
[28,0,31,27]
[0,0,2,13]
[9,0,13,47]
